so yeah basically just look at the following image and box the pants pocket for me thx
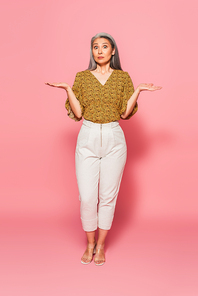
[112,125,126,146]
[76,124,91,147]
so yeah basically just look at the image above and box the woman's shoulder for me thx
[75,70,90,76]
[72,71,90,83]
[113,70,131,79]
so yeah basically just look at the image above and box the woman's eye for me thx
[93,46,98,49]
[103,45,107,48]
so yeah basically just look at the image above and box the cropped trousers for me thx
[75,119,127,231]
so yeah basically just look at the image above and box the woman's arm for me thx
[45,82,82,119]
[66,86,82,119]
[121,83,162,119]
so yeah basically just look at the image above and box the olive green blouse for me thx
[65,69,138,123]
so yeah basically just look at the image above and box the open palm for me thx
[138,83,162,91]
[45,82,70,91]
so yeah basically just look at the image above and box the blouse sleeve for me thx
[120,72,138,120]
[65,72,84,121]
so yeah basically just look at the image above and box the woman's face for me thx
[92,38,115,66]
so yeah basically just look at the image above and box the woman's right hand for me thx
[45,82,71,92]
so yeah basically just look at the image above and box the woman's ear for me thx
[112,48,115,56]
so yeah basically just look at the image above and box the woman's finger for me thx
[149,86,162,91]
[45,82,58,87]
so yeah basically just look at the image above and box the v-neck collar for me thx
[88,70,115,86]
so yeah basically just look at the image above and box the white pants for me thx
[75,119,127,231]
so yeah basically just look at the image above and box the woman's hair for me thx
[87,32,122,71]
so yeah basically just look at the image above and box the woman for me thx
[46,32,162,266]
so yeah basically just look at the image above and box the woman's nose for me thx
[98,47,102,54]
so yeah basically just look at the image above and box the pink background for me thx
[0,0,198,295]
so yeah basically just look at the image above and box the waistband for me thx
[83,119,119,129]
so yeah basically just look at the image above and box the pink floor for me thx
[1,217,197,296]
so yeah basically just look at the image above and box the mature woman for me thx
[46,32,161,266]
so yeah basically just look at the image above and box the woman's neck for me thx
[94,63,113,74]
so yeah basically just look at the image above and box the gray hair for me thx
[87,32,122,71]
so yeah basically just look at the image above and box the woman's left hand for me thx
[137,83,162,92]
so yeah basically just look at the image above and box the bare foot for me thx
[81,244,96,264]
[94,245,105,266]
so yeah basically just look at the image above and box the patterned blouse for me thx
[65,69,138,123]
